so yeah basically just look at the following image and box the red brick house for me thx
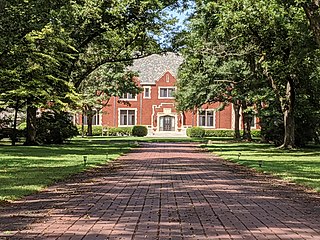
[77,52,257,136]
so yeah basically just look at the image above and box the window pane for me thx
[128,110,135,125]
[128,93,136,99]
[120,110,127,125]
[199,116,206,126]
[144,88,150,98]
[207,115,214,126]
[120,93,135,99]
[168,88,174,97]
[160,88,167,97]
[207,111,213,116]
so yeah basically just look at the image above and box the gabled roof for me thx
[129,52,183,84]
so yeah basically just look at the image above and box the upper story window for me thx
[159,87,175,99]
[143,87,151,98]
[120,93,136,100]
[198,110,215,127]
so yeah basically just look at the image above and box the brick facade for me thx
[76,53,258,134]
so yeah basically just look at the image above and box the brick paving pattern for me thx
[0,142,319,239]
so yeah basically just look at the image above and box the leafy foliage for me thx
[36,112,78,144]
[132,126,148,137]
[187,127,205,138]
[0,0,180,144]
[175,0,320,148]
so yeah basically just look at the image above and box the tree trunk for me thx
[233,101,241,139]
[11,100,19,146]
[87,110,93,136]
[241,101,252,141]
[280,79,295,149]
[303,1,320,45]
[81,109,85,137]
[25,105,38,146]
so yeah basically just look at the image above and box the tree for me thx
[78,63,141,136]
[175,1,263,141]
[0,0,180,144]
[175,0,320,148]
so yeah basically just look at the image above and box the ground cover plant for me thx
[0,137,134,202]
[206,141,320,192]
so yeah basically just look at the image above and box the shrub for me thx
[204,129,235,137]
[0,128,25,141]
[77,125,104,136]
[18,122,27,130]
[187,127,205,138]
[132,125,148,137]
[104,127,133,136]
[251,130,261,138]
[36,112,78,144]
[204,129,261,138]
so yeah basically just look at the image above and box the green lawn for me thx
[206,141,320,192]
[1,136,319,202]
[0,137,136,202]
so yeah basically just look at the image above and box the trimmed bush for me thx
[187,127,205,138]
[132,125,148,137]
[204,129,235,137]
[104,127,133,136]
[77,125,103,136]
[190,129,262,138]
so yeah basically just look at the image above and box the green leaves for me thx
[175,0,320,146]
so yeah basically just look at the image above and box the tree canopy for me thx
[0,0,181,144]
[175,0,320,148]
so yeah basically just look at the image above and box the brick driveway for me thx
[0,142,319,239]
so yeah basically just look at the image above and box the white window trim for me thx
[119,93,137,101]
[92,109,102,126]
[118,108,137,127]
[158,87,176,99]
[251,116,256,129]
[197,109,216,128]
[83,109,102,126]
[143,86,151,99]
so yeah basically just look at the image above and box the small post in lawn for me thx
[238,153,241,161]
[259,160,263,168]
[83,156,87,167]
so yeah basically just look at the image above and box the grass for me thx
[0,137,136,202]
[1,135,319,201]
[205,140,320,192]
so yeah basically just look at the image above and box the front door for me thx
[160,116,175,131]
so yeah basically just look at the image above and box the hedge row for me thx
[77,125,148,137]
[187,127,261,138]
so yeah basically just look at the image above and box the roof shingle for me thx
[129,52,183,83]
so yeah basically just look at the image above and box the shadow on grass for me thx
[1,142,319,239]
